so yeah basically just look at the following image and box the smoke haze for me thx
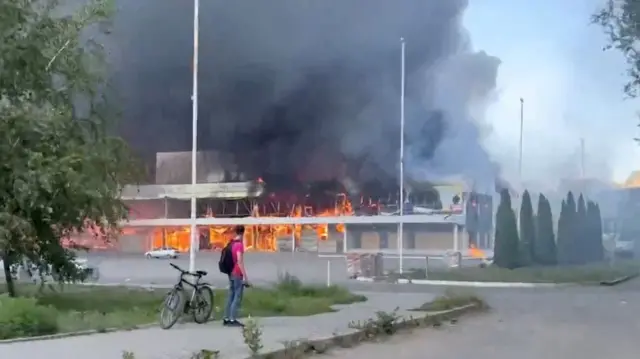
[107,0,501,193]
[466,0,640,192]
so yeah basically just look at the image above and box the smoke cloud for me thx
[108,0,501,193]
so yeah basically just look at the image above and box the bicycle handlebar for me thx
[169,263,199,276]
[169,263,203,277]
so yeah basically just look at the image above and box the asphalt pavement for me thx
[83,251,481,288]
[327,285,640,359]
[5,251,640,358]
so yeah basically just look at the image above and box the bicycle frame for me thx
[174,275,201,303]
[170,264,212,306]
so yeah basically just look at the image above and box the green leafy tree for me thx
[0,0,140,297]
[518,190,535,266]
[593,1,640,98]
[534,194,556,265]
[493,189,521,269]
[575,194,588,264]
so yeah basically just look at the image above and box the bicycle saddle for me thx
[195,270,207,276]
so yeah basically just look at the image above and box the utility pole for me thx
[398,37,406,274]
[188,0,200,272]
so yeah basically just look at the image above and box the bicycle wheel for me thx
[192,285,214,324]
[160,288,184,329]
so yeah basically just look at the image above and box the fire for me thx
[140,179,364,253]
[469,244,485,259]
[193,192,355,252]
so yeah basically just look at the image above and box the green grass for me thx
[0,276,366,339]
[392,261,640,284]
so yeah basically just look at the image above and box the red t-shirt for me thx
[230,239,244,278]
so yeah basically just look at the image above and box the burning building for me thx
[74,0,504,253]
[108,151,495,254]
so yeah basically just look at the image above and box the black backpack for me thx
[218,241,235,275]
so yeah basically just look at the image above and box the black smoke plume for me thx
[108,0,501,194]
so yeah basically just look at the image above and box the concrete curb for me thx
[0,323,157,344]
[395,278,565,288]
[249,303,482,359]
[599,273,640,286]
[355,276,566,288]
[76,282,175,289]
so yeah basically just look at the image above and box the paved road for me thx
[326,285,640,359]
[83,252,481,288]
[7,253,640,358]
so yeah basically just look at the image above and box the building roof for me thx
[121,182,264,200]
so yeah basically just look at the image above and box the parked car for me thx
[145,247,179,259]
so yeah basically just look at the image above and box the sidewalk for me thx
[0,292,435,359]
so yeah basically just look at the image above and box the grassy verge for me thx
[390,261,640,284]
[0,276,365,340]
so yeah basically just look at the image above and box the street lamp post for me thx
[189,0,200,273]
[398,37,406,274]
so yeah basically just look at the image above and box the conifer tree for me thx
[589,202,605,262]
[535,194,557,265]
[564,192,577,264]
[493,189,521,269]
[519,190,535,266]
[557,200,570,265]
[575,194,588,264]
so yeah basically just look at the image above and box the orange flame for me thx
[177,193,356,252]
[469,244,485,259]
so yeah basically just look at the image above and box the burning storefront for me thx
[107,151,495,254]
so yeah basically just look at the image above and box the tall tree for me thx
[557,199,570,265]
[519,190,535,266]
[565,192,577,264]
[493,189,521,269]
[535,194,557,265]
[588,201,605,262]
[0,0,140,297]
[575,194,588,264]
[593,1,640,98]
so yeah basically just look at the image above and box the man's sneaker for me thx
[222,319,232,326]
[227,320,244,327]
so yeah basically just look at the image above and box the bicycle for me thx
[159,263,214,329]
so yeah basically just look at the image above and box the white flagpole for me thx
[398,37,406,274]
[189,0,200,272]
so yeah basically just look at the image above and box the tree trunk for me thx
[2,251,17,297]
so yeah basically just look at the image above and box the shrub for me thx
[242,316,263,355]
[0,294,59,339]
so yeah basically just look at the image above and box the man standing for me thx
[221,225,248,327]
